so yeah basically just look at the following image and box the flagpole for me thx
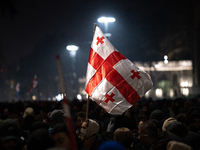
[93,23,98,37]
[55,55,77,150]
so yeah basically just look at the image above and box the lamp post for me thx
[66,45,79,99]
[97,17,115,37]
[66,45,79,57]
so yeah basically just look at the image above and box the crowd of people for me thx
[0,96,200,150]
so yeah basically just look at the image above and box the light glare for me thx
[181,88,189,96]
[66,45,79,51]
[164,60,168,64]
[97,17,116,23]
[181,81,188,87]
[32,95,36,101]
[77,94,82,102]
[56,94,63,101]
[164,55,168,60]
[155,88,163,98]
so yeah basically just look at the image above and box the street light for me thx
[164,55,168,64]
[97,17,115,23]
[66,45,79,57]
[97,17,115,36]
[66,45,79,99]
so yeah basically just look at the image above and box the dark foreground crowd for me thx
[0,97,200,150]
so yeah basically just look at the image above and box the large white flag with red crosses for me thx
[85,25,153,115]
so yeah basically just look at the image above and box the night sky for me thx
[0,0,193,65]
[0,0,194,100]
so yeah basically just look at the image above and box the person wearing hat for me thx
[80,119,104,150]
[47,109,66,133]
[23,107,35,118]
[162,117,177,132]
[165,121,200,150]
[49,110,66,124]
[0,118,23,150]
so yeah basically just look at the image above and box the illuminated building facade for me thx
[134,60,193,99]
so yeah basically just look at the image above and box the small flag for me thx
[85,24,153,115]
[28,74,38,94]
[15,83,20,98]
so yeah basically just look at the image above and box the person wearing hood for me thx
[23,107,35,118]
[80,119,104,150]
[165,120,200,150]
[167,140,192,150]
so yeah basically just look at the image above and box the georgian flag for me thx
[15,83,20,92]
[28,74,38,94]
[15,83,20,98]
[85,25,153,115]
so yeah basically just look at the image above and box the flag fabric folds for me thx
[85,25,153,115]
[28,74,38,94]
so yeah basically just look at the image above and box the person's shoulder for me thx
[90,134,106,150]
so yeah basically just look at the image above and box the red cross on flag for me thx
[85,25,153,115]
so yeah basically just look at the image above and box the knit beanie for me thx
[162,117,177,131]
